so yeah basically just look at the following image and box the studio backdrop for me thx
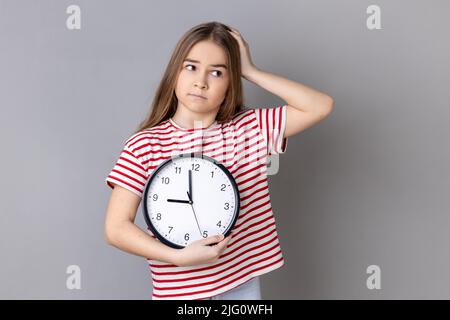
[1,0,449,299]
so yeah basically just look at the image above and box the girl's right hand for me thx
[173,234,232,267]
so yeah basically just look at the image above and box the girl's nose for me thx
[195,82,207,89]
[194,72,208,89]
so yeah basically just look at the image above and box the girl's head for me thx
[135,21,244,133]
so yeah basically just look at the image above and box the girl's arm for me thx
[245,67,334,138]
[104,185,180,264]
[104,185,231,267]
[227,27,334,139]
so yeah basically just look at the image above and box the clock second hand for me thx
[187,191,202,237]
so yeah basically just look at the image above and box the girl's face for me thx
[175,40,230,118]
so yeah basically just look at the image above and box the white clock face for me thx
[143,154,240,249]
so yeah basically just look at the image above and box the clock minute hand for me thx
[188,169,193,203]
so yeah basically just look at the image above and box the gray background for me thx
[1,0,449,299]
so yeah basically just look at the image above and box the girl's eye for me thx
[185,64,222,77]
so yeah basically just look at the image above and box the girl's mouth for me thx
[189,93,207,99]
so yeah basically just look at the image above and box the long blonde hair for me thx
[133,21,245,134]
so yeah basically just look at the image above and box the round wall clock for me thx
[143,153,240,249]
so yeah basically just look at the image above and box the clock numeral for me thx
[211,171,214,178]
[175,167,181,174]
[220,184,226,191]
[192,164,200,171]
[152,194,158,201]
[156,213,162,220]
[168,226,173,234]
[184,233,190,241]
[161,177,170,184]
[217,221,222,228]
[202,230,208,238]
[224,203,229,210]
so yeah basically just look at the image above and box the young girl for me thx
[104,21,333,300]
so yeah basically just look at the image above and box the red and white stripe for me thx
[105,105,288,300]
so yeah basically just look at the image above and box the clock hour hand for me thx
[167,198,191,204]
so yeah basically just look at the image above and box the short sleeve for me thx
[254,105,288,155]
[104,143,148,198]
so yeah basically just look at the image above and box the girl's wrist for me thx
[243,66,260,82]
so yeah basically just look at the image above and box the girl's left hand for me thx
[227,27,258,80]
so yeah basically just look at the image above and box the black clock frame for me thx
[142,152,240,249]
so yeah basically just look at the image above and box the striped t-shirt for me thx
[105,105,289,300]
